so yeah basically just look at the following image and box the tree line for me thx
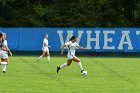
[0,0,140,27]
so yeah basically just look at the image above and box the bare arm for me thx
[1,47,8,51]
[1,46,12,56]
[44,42,48,46]
[77,46,88,50]
[44,43,51,47]
[60,44,66,55]
[6,46,12,56]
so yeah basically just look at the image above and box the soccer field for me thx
[0,56,140,93]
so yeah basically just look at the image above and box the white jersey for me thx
[42,38,49,52]
[2,40,8,53]
[0,40,3,53]
[0,40,8,59]
[43,38,48,47]
[1,40,8,53]
[65,41,79,56]
[2,40,7,49]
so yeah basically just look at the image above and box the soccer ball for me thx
[81,71,87,76]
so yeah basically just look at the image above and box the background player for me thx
[0,32,12,73]
[37,33,51,63]
[57,36,88,75]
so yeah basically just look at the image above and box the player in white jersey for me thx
[37,33,51,63]
[0,32,12,73]
[57,36,88,75]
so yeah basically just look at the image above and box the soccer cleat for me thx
[3,71,6,73]
[57,66,60,73]
[47,60,50,63]
[81,70,84,73]
[37,59,40,62]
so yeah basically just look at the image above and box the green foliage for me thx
[0,0,140,27]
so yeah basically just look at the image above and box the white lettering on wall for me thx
[118,31,133,50]
[57,30,73,45]
[86,31,100,49]
[103,31,115,49]
[57,30,83,46]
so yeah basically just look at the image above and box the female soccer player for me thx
[0,32,12,73]
[37,33,51,63]
[57,36,88,75]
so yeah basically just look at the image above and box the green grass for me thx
[0,56,140,93]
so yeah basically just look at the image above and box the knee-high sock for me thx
[60,63,68,69]
[47,56,50,61]
[77,62,84,71]
[38,55,43,60]
[1,62,7,72]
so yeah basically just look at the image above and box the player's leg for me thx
[37,51,46,62]
[57,59,72,73]
[72,57,84,73]
[1,54,9,73]
[46,51,51,63]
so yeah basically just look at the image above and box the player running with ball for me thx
[37,33,51,63]
[0,32,12,73]
[57,36,88,75]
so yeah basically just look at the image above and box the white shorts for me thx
[67,54,76,60]
[42,46,49,52]
[0,50,8,59]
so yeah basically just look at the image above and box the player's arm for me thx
[44,41,51,47]
[2,46,12,56]
[77,46,88,50]
[44,43,51,47]
[6,46,12,56]
[1,47,7,51]
[60,44,66,55]
[44,42,48,46]
[61,42,71,55]
[1,41,12,56]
